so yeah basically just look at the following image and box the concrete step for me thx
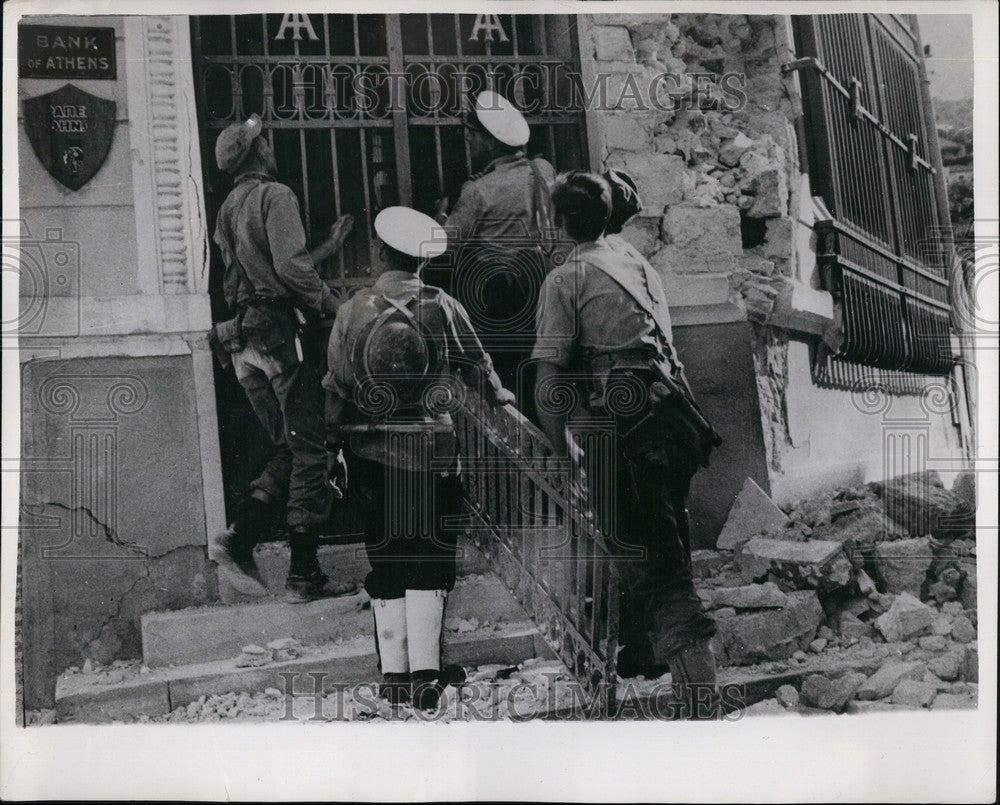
[219,538,492,603]
[57,622,545,723]
[142,573,527,668]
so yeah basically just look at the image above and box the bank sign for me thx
[19,24,117,80]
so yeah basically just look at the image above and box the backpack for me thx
[351,291,444,414]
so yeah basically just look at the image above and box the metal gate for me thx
[191,13,588,303]
[190,14,618,714]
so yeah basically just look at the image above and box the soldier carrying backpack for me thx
[323,207,514,710]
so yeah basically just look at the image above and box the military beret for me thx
[464,90,530,147]
[374,207,448,259]
[603,169,643,233]
[215,114,263,174]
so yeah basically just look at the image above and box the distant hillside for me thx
[933,97,973,132]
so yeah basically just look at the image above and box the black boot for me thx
[379,672,412,705]
[208,497,272,597]
[410,669,446,711]
[285,525,357,603]
[667,641,721,721]
[616,642,671,680]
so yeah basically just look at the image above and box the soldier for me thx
[433,90,556,402]
[532,171,723,719]
[208,114,357,604]
[323,206,514,709]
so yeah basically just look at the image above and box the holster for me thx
[209,314,245,370]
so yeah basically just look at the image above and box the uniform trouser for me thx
[611,441,717,662]
[348,452,461,599]
[231,339,330,528]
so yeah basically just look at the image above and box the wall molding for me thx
[125,16,208,297]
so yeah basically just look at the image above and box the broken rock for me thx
[855,660,926,701]
[235,644,271,668]
[775,684,799,708]
[890,679,937,708]
[711,589,823,665]
[950,615,977,644]
[874,593,936,642]
[704,582,789,610]
[739,537,850,590]
[873,537,932,596]
[928,649,966,682]
[716,478,791,550]
[800,671,866,712]
[871,471,967,539]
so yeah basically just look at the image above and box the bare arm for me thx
[309,214,354,266]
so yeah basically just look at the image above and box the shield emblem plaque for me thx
[22,83,116,191]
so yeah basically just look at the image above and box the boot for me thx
[616,642,671,680]
[406,589,447,710]
[208,497,271,597]
[372,598,410,704]
[667,641,720,721]
[285,525,358,603]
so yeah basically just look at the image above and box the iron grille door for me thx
[191,13,588,308]
[792,14,953,376]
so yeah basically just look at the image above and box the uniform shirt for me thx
[445,152,556,244]
[213,172,331,312]
[323,270,505,470]
[532,237,684,407]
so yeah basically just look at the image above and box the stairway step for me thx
[57,622,542,723]
[142,573,526,668]
[219,538,492,603]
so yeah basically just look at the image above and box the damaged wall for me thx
[17,15,222,708]
[582,13,802,540]
[580,13,967,520]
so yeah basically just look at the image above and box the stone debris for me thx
[702,582,789,610]
[739,537,850,590]
[267,637,302,662]
[711,589,823,665]
[855,660,925,701]
[873,537,932,596]
[775,684,799,708]
[874,593,936,642]
[870,471,971,540]
[890,679,938,708]
[949,615,976,644]
[800,671,866,712]
[235,644,271,668]
[927,649,966,682]
[716,477,791,550]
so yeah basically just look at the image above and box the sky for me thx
[917,14,974,100]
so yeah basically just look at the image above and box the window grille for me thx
[791,14,954,376]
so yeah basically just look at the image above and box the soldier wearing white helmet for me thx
[433,91,557,405]
[323,206,514,710]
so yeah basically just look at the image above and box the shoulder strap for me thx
[217,183,262,301]
[528,158,554,251]
[581,248,674,346]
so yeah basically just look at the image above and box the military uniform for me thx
[209,114,353,603]
[532,236,718,680]
[325,207,508,708]
[438,91,555,405]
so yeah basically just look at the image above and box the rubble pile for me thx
[701,470,978,713]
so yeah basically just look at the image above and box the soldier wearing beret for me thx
[208,114,356,603]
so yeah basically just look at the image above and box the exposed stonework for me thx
[586,14,800,474]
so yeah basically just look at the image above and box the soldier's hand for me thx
[330,214,354,246]
[492,387,516,407]
[327,448,348,500]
